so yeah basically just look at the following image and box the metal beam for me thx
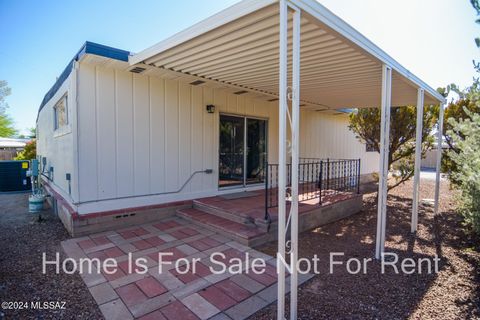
[411,88,424,232]
[434,103,445,214]
[375,64,392,260]
[289,4,300,320]
[277,0,288,318]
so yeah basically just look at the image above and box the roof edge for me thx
[37,42,130,118]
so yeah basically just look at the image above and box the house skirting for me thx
[43,181,190,237]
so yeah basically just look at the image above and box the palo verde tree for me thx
[348,105,438,191]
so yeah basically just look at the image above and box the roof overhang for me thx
[129,0,445,109]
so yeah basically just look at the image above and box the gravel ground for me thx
[0,178,478,320]
[251,179,480,319]
[0,193,102,320]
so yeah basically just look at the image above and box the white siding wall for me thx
[76,62,280,213]
[299,110,379,175]
[36,70,77,202]
[75,61,378,214]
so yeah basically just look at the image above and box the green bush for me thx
[15,139,36,160]
[447,109,480,235]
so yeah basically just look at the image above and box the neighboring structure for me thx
[0,137,28,160]
[422,140,448,169]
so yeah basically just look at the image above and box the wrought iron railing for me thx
[264,158,361,220]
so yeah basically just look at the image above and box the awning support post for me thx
[411,88,424,232]
[277,0,288,318]
[289,4,300,320]
[434,103,445,214]
[375,64,392,260]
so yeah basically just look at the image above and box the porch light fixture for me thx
[206,104,215,113]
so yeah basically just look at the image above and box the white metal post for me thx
[434,103,445,214]
[277,0,288,318]
[375,64,392,260]
[289,5,300,320]
[411,88,424,232]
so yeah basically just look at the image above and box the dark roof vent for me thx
[234,90,248,95]
[129,67,146,73]
[190,80,205,86]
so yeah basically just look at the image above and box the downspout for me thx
[72,61,81,204]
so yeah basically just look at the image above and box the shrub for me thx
[15,139,36,160]
[447,109,480,235]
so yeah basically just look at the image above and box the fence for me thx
[264,158,361,220]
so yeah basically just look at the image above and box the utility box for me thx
[0,161,32,192]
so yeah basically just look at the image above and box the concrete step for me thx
[176,208,272,247]
[192,200,256,226]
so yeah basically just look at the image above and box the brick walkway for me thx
[61,217,313,320]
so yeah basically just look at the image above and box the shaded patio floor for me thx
[196,188,358,224]
[61,217,313,320]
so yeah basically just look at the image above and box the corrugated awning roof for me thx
[130,0,444,109]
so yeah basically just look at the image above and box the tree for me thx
[447,109,480,235]
[28,127,36,138]
[0,80,17,137]
[471,0,480,72]
[14,139,36,160]
[348,105,437,191]
[441,94,480,176]
[440,0,480,177]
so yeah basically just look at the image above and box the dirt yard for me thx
[0,178,478,320]
[252,179,480,319]
[0,193,103,319]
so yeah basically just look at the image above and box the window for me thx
[54,95,68,130]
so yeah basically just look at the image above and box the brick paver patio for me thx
[61,217,313,320]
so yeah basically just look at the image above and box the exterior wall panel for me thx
[299,110,379,175]
[115,70,134,197]
[37,70,76,203]
[78,63,98,201]
[96,67,116,199]
[75,61,377,213]
[133,75,151,196]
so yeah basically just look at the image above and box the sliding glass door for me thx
[219,115,245,187]
[219,115,267,188]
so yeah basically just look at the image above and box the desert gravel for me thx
[0,177,478,320]
[250,178,479,319]
[0,193,103,320]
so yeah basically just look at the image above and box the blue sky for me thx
[0,0,478,135]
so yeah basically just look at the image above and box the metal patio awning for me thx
[130,0,444,110]
[130,2,446,319]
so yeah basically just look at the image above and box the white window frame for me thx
[53,94,68,130]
